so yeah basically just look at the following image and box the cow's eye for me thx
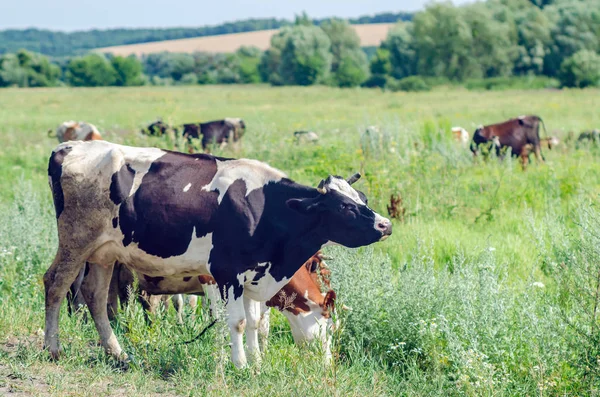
[340,203,357,215]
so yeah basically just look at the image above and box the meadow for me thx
[0,85,600,396]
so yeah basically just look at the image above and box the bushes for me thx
[328,242,577,394]
[388,76,430,92]
[465,76,560,91]
[66,54,117,87]
[66,53,145,87]
[559,50,600,88]
[111,56,144,86]
[361,74,389,88]
[0,49,61,87]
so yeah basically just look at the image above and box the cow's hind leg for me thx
[258,302,271,353]
[66,265,87,317]
[172,294,184,324]
[80,262,127,362]
[44,251,87,360]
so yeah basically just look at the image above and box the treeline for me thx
[1,1,598,90]
[365,0,600,89]
[0,12,412,57]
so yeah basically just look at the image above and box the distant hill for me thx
[96,24,395,56]
[0,12,412,57]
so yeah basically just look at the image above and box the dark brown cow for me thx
[470,115,549,167]
[182,118,246,151]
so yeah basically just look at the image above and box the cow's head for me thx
[287,173,392,247]
[545,136,560,150]
[225,118,246,141]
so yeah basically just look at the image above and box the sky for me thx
[0,0,472,32]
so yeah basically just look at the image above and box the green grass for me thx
[1,85,600,395]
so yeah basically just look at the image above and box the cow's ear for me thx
[286,198,322,215]
[323,290,336,311]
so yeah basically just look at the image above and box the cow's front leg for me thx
[243,296,262,363]
[222,284,247,368]
[534,144,545,163]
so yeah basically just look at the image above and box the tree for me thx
[369,48,392,76]
[559,50,600,88]
[235,46,261,83]
[461,3,517,78]
[278,25,332,85]
[258,27,292,85]
[512,5,552,75]
[334,50,369,87]
[382,22,417,79]
[412,3,477,80]
[111,56,144,86]
[543,0,600,76]
[320,19,369,86]
[166,53,195,81]
[294,11,312,26]
[66,53,117,87]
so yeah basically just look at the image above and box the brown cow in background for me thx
[470,115,554,167]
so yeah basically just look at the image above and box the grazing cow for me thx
[182,118,246,150]
[68,251,338,357]
[48,121,102,143]
[451,127,469,147]
[45,141,391,368]
[470,115,548,166]
[294,131,319,143]
[577,129,600,145]
[141,120,172,137]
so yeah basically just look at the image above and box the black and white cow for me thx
[44,140,391,368]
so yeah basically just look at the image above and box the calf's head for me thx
[287,173,392,248]
[268,252,338,358]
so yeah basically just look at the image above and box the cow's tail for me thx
[538,116,548,139]
[47,129,56,138]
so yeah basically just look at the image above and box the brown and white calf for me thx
[451,127,469,147]
[46,140,391,368]
[48,121,102,143]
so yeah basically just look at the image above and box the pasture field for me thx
[1,85,600,396]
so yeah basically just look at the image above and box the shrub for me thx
[559,50,600,88]
[388,76,430,92]
[178,73,198,85]
[465,76,560,90]
[361,74,389,88]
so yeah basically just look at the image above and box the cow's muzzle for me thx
[376,218,393,240]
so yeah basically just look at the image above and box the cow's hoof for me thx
[45,346,61,361]
[232,358,248,369]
